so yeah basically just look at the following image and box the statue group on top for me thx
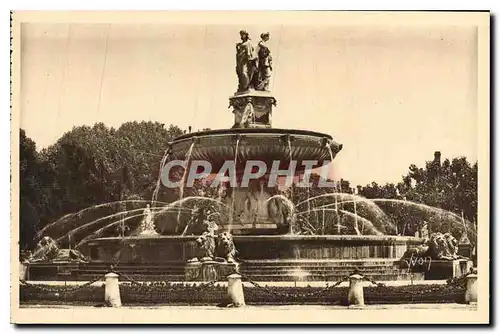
[236,30,273,93]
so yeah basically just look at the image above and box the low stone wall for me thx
[20,283,466,306]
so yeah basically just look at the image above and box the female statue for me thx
[254,32,273,91]
[235,30,257,92]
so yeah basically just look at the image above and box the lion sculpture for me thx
[29,236,60,262]
[216,232,237,263]
[187,232,216,263]
[187,231,239,264]
[401,232,465,261]
[442,232,460,259]
[427,232,463,260]
[28,236,88,263]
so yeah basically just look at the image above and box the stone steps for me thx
[26,258,419,282]
[238,273,420,282]
[240,269,405,276]
[72,264,187,277]
[236,259,411,282]
[239,268,407,278]
[78,265,186,271]
[74,268,186,275]
[241,259,399,265]
[241,264,399,270]
[77,274,187,282]
[240,263,402,270]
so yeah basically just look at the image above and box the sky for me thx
[20,21,478,186]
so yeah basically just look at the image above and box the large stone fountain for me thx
[27,30,473,283]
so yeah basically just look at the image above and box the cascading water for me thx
[152,148,171,206]
[176,142,195,230]
[297,193,396,233]
[76,208,167,247]
[325,142,343,235]
[337,209,382,235]
[371,198,477,238]
[352,189,361,235]
[36,199,167,239]
[294,206,381,235]
[56,207,161,243]
[287,135,294,194]
[306,186,311,223]
[335,189,340,234]
[229,136,240,231]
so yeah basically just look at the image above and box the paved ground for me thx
[20,303,477,310]
[16,303,479,324]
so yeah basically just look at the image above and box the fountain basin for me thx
[168,128,343,172]
[84,235,425,263]
[25,235,428,282]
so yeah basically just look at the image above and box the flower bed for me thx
[20,282,466,306]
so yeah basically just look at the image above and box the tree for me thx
[19,129,43,250]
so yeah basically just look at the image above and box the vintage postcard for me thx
[11,11,490,324]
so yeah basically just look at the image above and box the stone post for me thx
[20,261,28,281]
[185,262,201,281]
[348,273,365,307]
[227,274,245,307]
[202,262,219,282]
[465,272,478,304]
[104,272,122,307]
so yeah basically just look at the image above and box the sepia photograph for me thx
[10,11,490,324]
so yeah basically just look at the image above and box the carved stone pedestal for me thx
[185,262,202,281]
[20,262,28,281]
[184,261,238,281]
[229,91,276,129]
[424,259,473,280]
[458,244,473,259]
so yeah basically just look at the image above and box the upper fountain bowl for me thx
[169,128,343,172]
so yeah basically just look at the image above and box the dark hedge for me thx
[20,282,466,306]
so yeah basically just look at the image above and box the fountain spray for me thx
[152,145,172,207]
[325,141,337,235]
[335,182,340,234]
[176,141,195,230]
[353,188,361,235]
[229,136,240,229]
[306,186,311,226]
